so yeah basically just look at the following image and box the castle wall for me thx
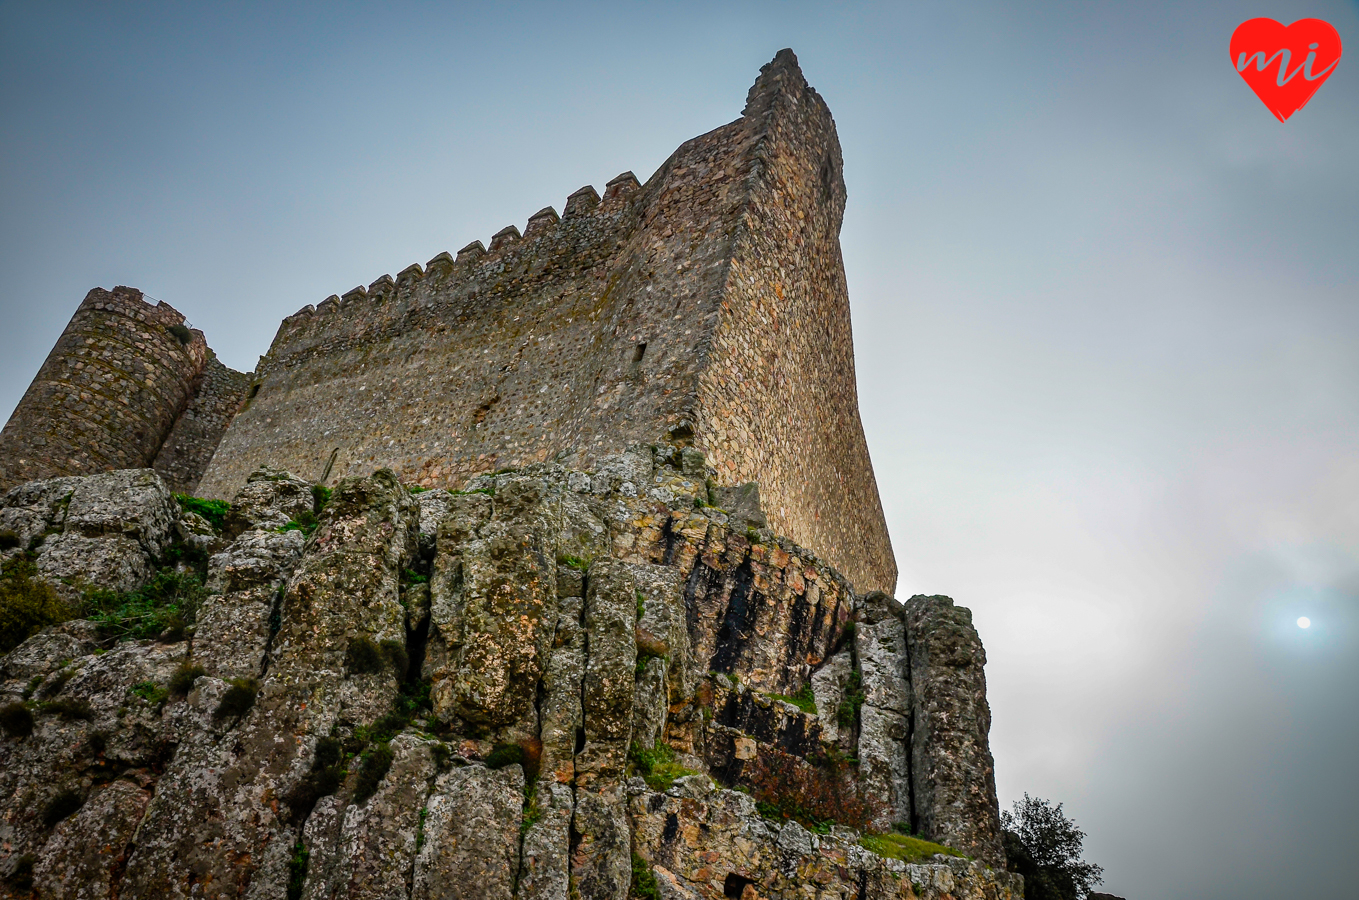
[195,51,896,594]
[151,355,251,493]
[696,50,896,595]
[0,287,218,493]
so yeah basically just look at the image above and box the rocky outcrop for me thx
[630,776,1021,900]
[904,595,1005,867]
[0,453,1014,899]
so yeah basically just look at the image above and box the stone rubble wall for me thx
[0,287,249,495]
[151,355,253,494]
[192,51,894,596]
[0,454,1008,899]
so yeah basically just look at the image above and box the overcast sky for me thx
[3,3,1357,897]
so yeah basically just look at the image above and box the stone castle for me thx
[0,48,893,596]
[0,52,1017,900]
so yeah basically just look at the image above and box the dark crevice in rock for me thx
[902,616,919,837]
[660,514,681,567]
[708,556,756,674]
[259,581,287,678]
[724,872,755,898]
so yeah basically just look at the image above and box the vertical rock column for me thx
[572,558,638,900]
[121,469,418,899]
[855,591,912,831]
[903,594,1005,867]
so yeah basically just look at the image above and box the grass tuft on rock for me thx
[84,568,208,642]
[628,741,696,792]
[770,683,818,715]
[39,697,93,720]
[353,741,395,803]
[213,677,258,721]
[558,554,590,573]
[173,494,230,531]
[836,668,865,728]
[859,831,965,863]
[169,662,207,697]
[286,840,310,900]
[345,635,384,675]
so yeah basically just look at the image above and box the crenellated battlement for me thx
[276,170,645,347]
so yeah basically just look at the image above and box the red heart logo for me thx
[1231,18,1343,121]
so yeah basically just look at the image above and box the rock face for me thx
[0,452,1014,900]
[904,596,1005,867]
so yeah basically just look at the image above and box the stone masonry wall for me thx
[0,287,245,494]
[195,50,895,595]
[151,355,252,493]
[697,49,895,597]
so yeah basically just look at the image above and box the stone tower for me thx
[0,286,249,494]
[197,49,896,594]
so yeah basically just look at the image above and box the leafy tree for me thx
[1001,794,1103,900]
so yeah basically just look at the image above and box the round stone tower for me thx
[0,286,210,492]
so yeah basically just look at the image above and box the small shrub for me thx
[345,636,384,675]
[402,568,429,585]
[213,677,258,721]
[630,851,661,900]
[483,739,543,782]
[173,494,230,531]
[161,540,211,578]
[167,323,194,344]
[0,702,35,737]
[286,840,310,900]
[353,741,395,803]
[169,662,207,697]
[311,485,332,513]
[770,683,818,715]
[0,529,21,550]
[407,485,428,494]
[636,590,646,617]
[836,668,865,728]
[41,789,84,827]
[84,568,208,641]
[279,509,320,536]
[860,831,964,863]
[558,554,590,573]
[0,556,69,653]
[379,639,409,679]
[41,697,93,720]
[131,680,170,706]
[628,741,695,792]
[742,745,883,832]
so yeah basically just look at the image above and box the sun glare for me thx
[1296,616,1311,629]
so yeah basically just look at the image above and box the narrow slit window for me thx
[633,342,647,363]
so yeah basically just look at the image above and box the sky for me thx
[2,2,1357,897]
